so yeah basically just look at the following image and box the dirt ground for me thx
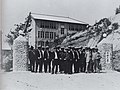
[1,70,120,90]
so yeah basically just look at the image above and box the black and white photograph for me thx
[1,0,120,90]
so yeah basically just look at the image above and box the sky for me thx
[2,0,120,48]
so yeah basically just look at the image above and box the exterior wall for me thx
[2,49,12,69]
[98,43,113,70]
[30,19,87,48]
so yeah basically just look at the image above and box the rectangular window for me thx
[40,21,44,28]
[54,32,56,39]
[38,41,41,46]
[61,28,64,34]
[41,41,44,46]
[50,32,54,39]
[69,25,71,30]
[41,31,44,38]
[45,32,49,38]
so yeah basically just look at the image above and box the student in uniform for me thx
[59,47,66,73]
[28,46,36,72]
[51,47,59,74]
[35,45,44,73]
[80,48,86,72]
[44,46,50,73]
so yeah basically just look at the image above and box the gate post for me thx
[13,35,28,71]
[98,43,113,70]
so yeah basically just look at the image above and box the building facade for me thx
[29,13,88,48]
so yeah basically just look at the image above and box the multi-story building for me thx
[29,13,88,48]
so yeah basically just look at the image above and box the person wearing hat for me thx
[35,45,44,73]
[51,47,60,74]
[44,46,51,73]
[68,46,75,74]
[73,47,80,73]
[59,47,66,73]
[80,48,86,72]
[92,48,101,73]
[74,47,81,73]
[28,46,36,72]
[64,47,71,74]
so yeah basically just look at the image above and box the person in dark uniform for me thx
[48,48,52,73]
[74,47,80,73]
[49,49,54,73]
[28,46,36,72]
[35,45,44,73]
[64,47,71,74]
[88,48,94,73]
[41,46,45,72]
[44,46,50,73]
[73,47,78,73]
[76,47,82,73]
[68,46,75,74]
[59,47,66,73]
[52,47,60,74]
[56,46,61,72]
[80,48,86,72]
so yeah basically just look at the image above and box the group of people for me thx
[28,45,102,74]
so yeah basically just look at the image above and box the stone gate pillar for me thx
[98,43,113,70]
[13,35,28,71]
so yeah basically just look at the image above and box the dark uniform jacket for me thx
[35,49,44,60]
[59,50,66,61]
[53,50,60,60]
[65,51,71,61]
[44,50,50,60]
[28,50,36,62]
[69,50,75,61]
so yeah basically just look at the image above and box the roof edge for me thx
[31,13,88,25]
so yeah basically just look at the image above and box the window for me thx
[41,41,44,46]
[38,31,40,38]
[39,21,57,29]
[50,32,54,39]
[38,41,41,45]
[41,31,44,38]
[54,32,56,39]
[45,32,49,38]
[61,28,64,34]
[40,21,44,28]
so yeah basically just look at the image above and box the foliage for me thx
[115,5,120,15]
[112,23,119,30]
[6,12,32,47]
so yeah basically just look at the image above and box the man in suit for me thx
[74,47,80,73]
[65,47,71,74]
[59,47,66,73]
[80,48,86,72]
[52,47,60,74]
[44,46,50,73]
[68,46,75,74]
[28,46,36,72]
[35,45,44,73]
